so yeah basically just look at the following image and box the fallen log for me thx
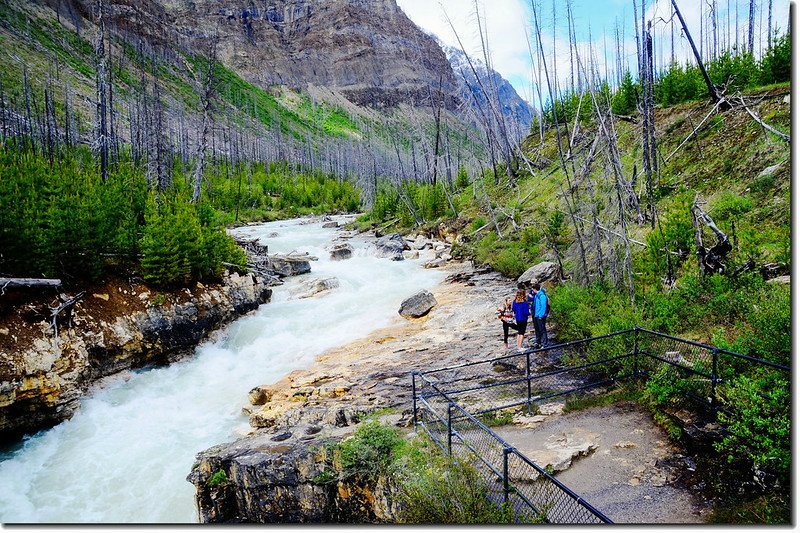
[0,278,62,293]
[738,96,790,143]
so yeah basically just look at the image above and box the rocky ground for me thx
[192,257,712,524]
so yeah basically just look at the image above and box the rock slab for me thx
[517,261,558,287]
[398,290,437,319]
[374,234,408,261]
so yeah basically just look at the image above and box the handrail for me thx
[635,326,790,371]
[417,328,637,377]
[412,327,789,525]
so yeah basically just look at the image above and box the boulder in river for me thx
[374,234,408,261]
[328,243,354,261]
[398,290,437,319]
[269,253,315,277]
[518,261,558,287]
[289,277,340,300]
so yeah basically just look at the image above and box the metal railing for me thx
[414,372,611,524]
[411,326,790,524]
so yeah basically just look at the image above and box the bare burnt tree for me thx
[671,0,729,108]
[529,0,590,284]
[94,0,109,183]
[192,34,219,203]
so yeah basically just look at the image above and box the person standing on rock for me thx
[497,296,519,350]
[511,288,530,351]
[530,282,549,348]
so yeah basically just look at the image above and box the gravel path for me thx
[494,401,712,524]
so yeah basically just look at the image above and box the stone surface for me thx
[188,430,401,523]
[757,161,784,178]
[517,261,558,287]
[97,0,459,110]
[328,243,354,261]
[398,290,437,319]
[374,233,408,261]
[289,277,340,300]
[269,253,314,277]
[767,275,790,285]
[525,428,600,473]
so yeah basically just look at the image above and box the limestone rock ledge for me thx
[188,430,400,523]
[0,272,272,443]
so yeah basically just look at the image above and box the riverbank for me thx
[190,257,711,524]
[0,271,273,443]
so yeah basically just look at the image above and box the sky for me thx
[396,0,792,106]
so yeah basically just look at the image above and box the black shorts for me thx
[516,320,528,335]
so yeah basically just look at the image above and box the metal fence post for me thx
[711,348,719,405]
[633,327,640,379]
[447,402,453,456]
[411,372,418,429]
[526,352,532,414]
[503,447,511,504]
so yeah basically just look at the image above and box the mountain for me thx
[39,0,460,109]
[440,41,534,140]
[0,0,493,188]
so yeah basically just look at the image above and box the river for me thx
[0,217,445,523]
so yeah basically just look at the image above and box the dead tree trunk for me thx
[192,38,218,203]
[692,197,732,274]
[671,0,730,109]
[94,0,109,183]
[748,0,756,54]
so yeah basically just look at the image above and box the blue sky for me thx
[397,0,791,105]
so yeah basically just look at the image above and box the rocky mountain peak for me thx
[68,0,461,109]
[439,39,534,137]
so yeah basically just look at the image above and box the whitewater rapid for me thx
[0,218,445,523]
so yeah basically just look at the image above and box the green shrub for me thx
[491,245,528,278]
[715,373,790,488]
[759,33,791,85]
[471,216,487,233]
[207,469,229,487]
[611,71,638,115]
[712,191,753,221]
[337,420,404,479]
[139,194,245,286]
[392,437,517,524]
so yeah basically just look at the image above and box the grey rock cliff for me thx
[188,430,400,523]
[61,0,460,109]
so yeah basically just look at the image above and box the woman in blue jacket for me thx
[511,288,530,351]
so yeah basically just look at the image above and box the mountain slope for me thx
[441,41,533,139]
[39,0,459,108]
[0,0,492,194]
